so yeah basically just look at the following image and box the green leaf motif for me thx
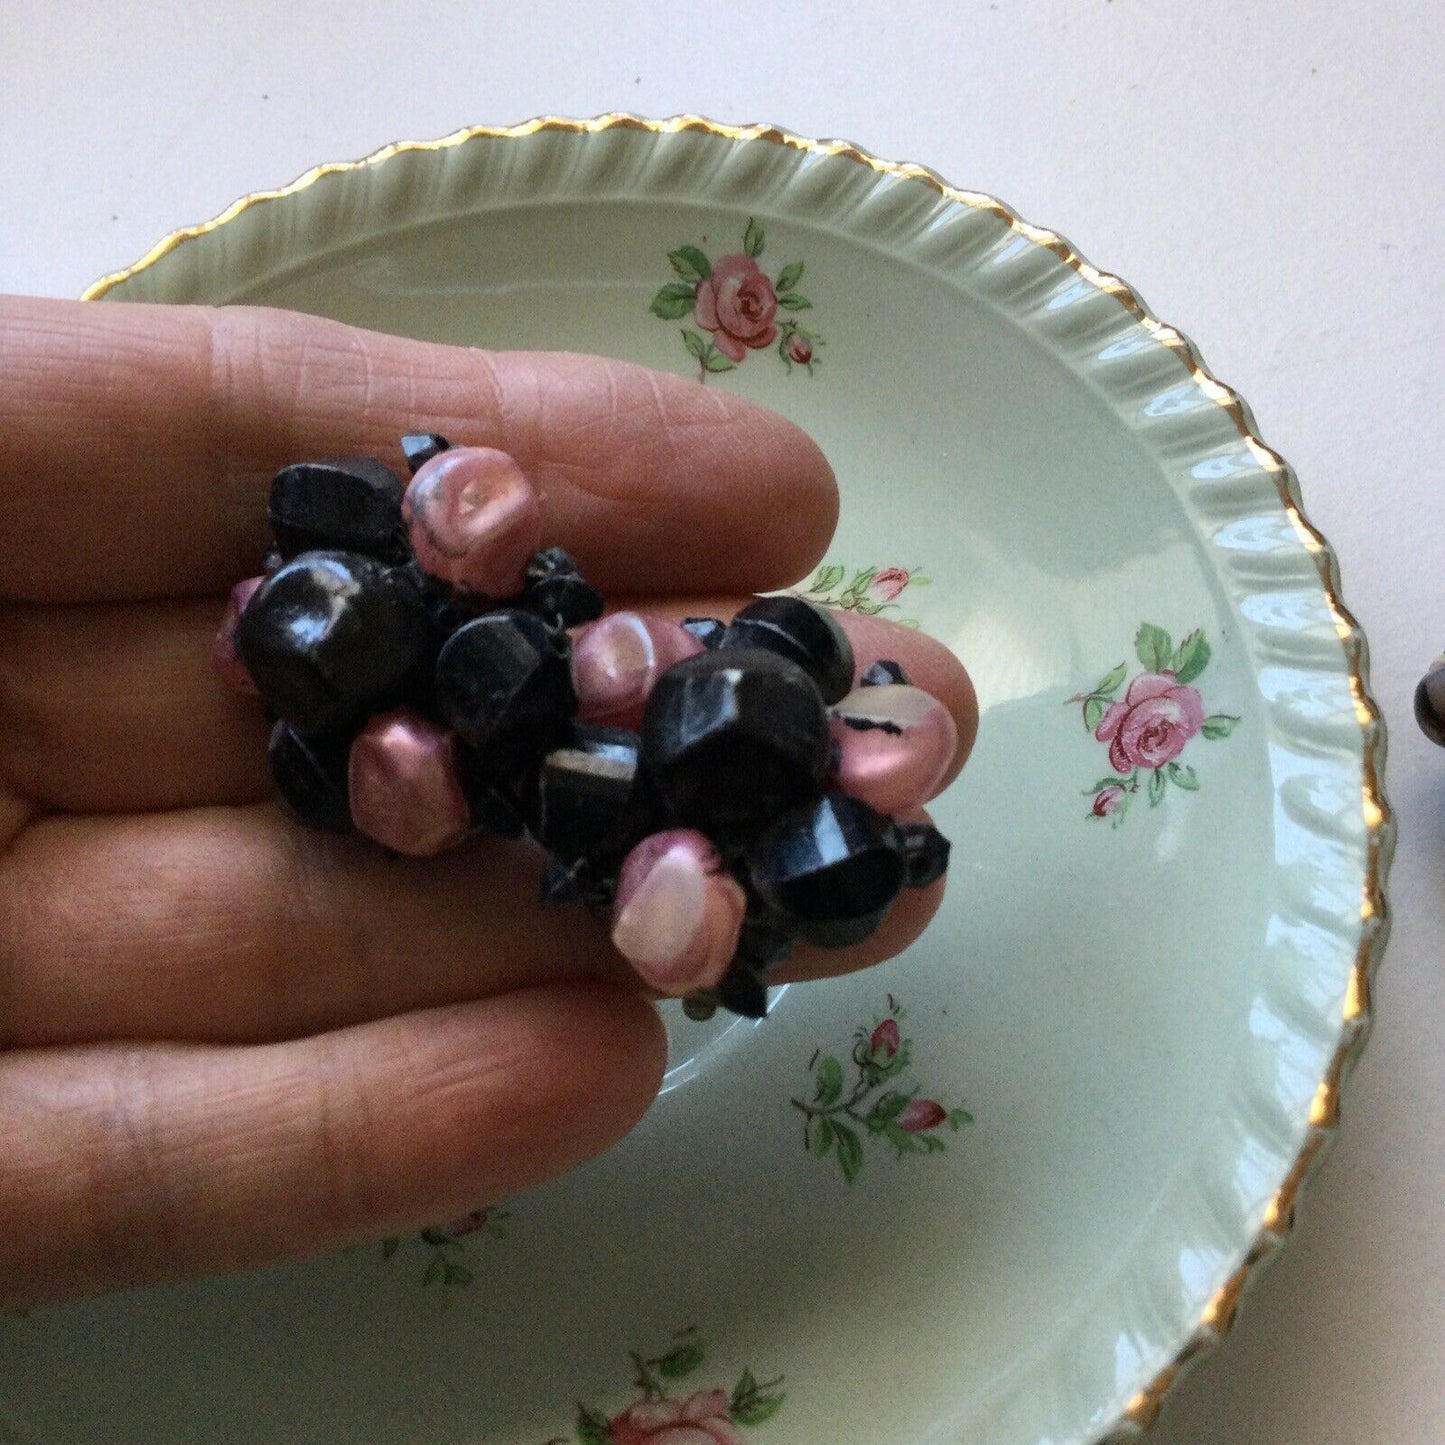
[743,217,765,257]
[867,1090,912,1131]
[702,346,736,374]
[1148,769,1166,807]
[446,1263,473,1287]
[420,1226,450,1246]
[833,1123,864,1184]
[776,260,804,291]
[380,1236,401,1260]
[1136,622,1173,673]
[731,1368,757,1411]
[576,1404,611,1445]
[668,245,712,282]
[1168,761,1200,790]
[649,282,696,320]
[1094,662,1128,697]
[1083,696,1106,733]
[1202,714,1240,739]
[776,292,813,311]
[814,1053,843,1105]
[1172,629,1211,684]
[810,562,845,592]
[422,1255,443,1287]
[681,329,708,361]
[733,1393,785,1427]
[948,1108,974,1129]
[810,1118,835,1158]
[658,1340,706,1379]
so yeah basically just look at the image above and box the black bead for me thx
[236,552,431,734]
[435,608,577,767]
[1415,657,1445,747]
[736,910,796,971]
[749,794,907,947]
[268,456,407,562]
[639,649,831,836]
[681,617,727,650]
[521,546,604,628]
[452,746,529,837]
[267,722,352,831]
[534,724,640,865]
[262,545,283,575]
[400,432,451,474]
[540,858,589,908]
[721,596,856,705]
[860,658,911,688]
[716,963,770,1019]
[895,821,951,888]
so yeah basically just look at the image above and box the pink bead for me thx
[612,829,747,995]
[210,576,265,695]
[571,612,704,729]
[829,683,957,814]
[403,446,542,596]
[347,708,471,857]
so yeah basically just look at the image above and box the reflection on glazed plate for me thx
[0,117,1390,1445]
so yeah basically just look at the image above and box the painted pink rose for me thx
[869,567,912,603]
[1095,671,1205,773]
[694,255,778,363]
[784,332,813,365]
[870,1019,901,1058]
[607,1389,743,1445]
[445,1209,490,1237]
[1092,784,1127,818]
[898,1099,947,1133]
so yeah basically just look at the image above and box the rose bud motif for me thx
[785,332,813,366]
[898,1099,947,1133]
[869,567,912,603]
[445,1209,490,1238]
[1092,783,1127,817]
[870,1019,901,1059]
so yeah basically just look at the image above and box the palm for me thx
[0,297,974,1305]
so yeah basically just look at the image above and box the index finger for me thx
[0,297,837,602]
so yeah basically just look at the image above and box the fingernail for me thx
[211,576,264,695]
[829,683,958,813]
[571,613,703,728]
[611,829,746,993]
[348,708,471,856]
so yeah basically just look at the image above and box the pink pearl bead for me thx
[611,829,746,994]
[210,576,265,695]
[403,446,543,596]
[348,708,471,857]
[829,683,957,814]
[571,612,704,729]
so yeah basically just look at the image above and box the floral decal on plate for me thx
[1069,623,1239,826]
[650,217,820,381]
[790,996,972,1185]
[795,562,930,626]
[551,1328,784,1444]
[379,1206,507,1293]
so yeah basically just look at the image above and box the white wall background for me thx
[3,1,1442,1439]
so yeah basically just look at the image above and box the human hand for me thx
[0,297,976,1305]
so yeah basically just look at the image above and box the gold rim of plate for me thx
[81,112,1394,1441]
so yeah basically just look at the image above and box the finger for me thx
[0,597,975,813]
[0,297,837,603]
[0,984,664,1306]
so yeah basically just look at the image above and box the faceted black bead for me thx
[1415,657,1445,747]
[860,658,912,688]
[521,546,604,628]
[453,746,528,837]
[236,552,431,734]
[400,432,451,475]
[896,821,951,888]
[269,456,407,562]
[435,608,577,767]
[267,722,352,831]
[639,649,831,836]
[749,794,907,948]
[534,724,640,865]
[681,617,727,650]
[717,963,770,1019]
[721,596,856,705]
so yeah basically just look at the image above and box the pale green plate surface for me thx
[2,118,1390,1445]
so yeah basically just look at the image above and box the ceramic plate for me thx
[4,117,1391,1445]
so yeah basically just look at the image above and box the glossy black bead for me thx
[262,545,283,575]
[435,608,577,766]
[639,649,831,836]
[535,724,640,865]
[716,963,770,1019]
[681,617,727,650]
[749,794,907,947]
[735,911,795,970]
[860,658,912,688]
[896,821,951,888]
[269,456,406,562]
[236,552,431,734]
[1415,656,1445,747]
[521,546,604,628]
[721,596,856,705]
[400,432,451,474]
[452,746,528,837]
[267,722,352,831]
